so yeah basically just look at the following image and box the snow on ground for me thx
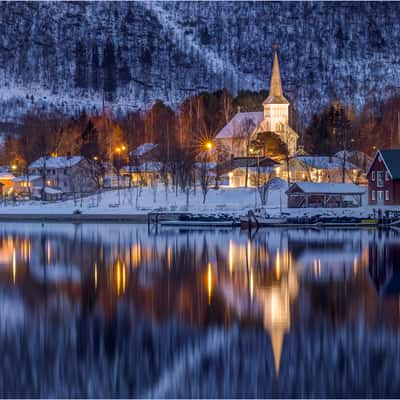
[0,185,397,218]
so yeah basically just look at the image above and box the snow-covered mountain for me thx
[0,1,399,122]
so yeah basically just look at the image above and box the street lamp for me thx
[205,141,213,151]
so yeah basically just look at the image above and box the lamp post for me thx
[201,141,214,202]
[114,145,127,206]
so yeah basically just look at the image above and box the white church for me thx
[215,49,298,158]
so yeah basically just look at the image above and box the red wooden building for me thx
[367,149,400,205]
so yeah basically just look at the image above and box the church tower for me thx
[263,46,290,133]
[255,45,297,156]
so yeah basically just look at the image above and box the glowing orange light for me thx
[207,262,213,304]
[205,141,213,151]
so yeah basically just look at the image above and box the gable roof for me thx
[13,175,41,183]
[215,112,263,139]
[130,143,158,157]
[368,149,400,179]
[218,156,280,174]
[287,182,365,195]
[29,156,84,169]
[0,172,15,180]
[296,156,358,170]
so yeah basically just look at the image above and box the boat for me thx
[159,213,239,228]
[160,220,237,227]
[240,210,287,228]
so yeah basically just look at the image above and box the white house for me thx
[28,156,99,196]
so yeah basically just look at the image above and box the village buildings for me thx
[367,149,400,206]
[287,182,365,208]
[12,156,99,200]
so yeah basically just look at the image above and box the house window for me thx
[371,171,375,181]
[377,191,384,202]
[377,171,384,187]
[385,190,389,201]
[372,190,376,201]
[385,171,390,181]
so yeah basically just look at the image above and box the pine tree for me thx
[80,119,100,159]
[103,39,117,101]
[74,41,88,89]
[91,44,100,91]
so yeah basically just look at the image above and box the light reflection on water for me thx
[0,223,400,396]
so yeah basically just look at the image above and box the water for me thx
[0,222,399,397]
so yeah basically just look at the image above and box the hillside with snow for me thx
[0,2,399,123]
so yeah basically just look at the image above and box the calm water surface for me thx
[0,222,399,397]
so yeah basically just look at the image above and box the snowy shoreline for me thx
[0,186,398,222]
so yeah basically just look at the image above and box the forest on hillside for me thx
[0,2,399,123]
[1,89,399,173]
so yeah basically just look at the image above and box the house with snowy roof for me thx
[215,48,298,159]
[287,182,365,208]
[129,143,159,162]
[121,161,164,187]
[367,149,400,205]
[286,155,363,183]
[26,155,99,198]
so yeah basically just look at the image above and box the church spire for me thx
[269,46,283,98]
[263,44,289,105]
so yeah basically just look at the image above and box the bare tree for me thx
[236,117,256,188]
[199,159,212,204]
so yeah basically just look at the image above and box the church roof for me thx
[215,112,263,139]
[263,50,289,105]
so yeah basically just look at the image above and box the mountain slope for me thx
[0,1,399,123]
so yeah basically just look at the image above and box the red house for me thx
[367,149,400,205]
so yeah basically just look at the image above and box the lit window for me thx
[372,190,376,201]
[385,190,389,201]
[47,180,51,186]
[371,171,375,181]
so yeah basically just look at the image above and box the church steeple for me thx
[270,47,283,98]
[263,45,289,105]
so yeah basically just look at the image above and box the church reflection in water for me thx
[0,224,400,376]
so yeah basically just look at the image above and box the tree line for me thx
[1,90,400,177]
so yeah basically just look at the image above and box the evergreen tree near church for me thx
[80,119,100,159]
[304,103,352,155]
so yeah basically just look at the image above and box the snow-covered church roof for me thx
[215,112,263,139]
